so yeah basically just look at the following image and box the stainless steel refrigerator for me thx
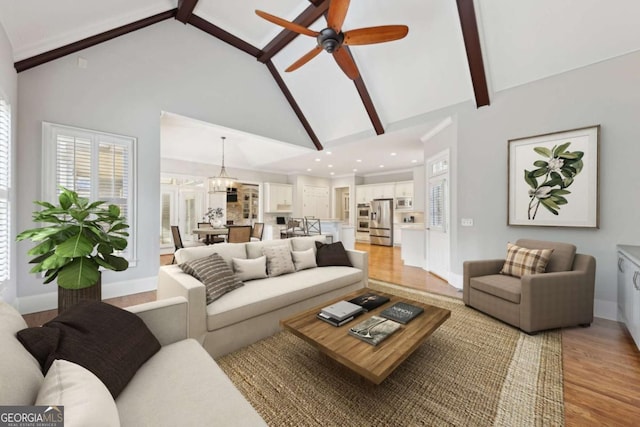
[369,198,393,246]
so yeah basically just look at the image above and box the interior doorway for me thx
[334,187,350,222]
[426,150,450,280]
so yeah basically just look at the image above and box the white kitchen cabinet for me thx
[393,224,402,245]
[617,245,640,350]
[394,181,413,198]
[264,183,293,213]
[302,185,329,218]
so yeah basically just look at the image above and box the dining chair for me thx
[170,225,205,263]
[250,222,264,241]
[226,225,252,243]
[280,218,306,239]
[305,218,321,236]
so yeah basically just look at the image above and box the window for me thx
[42,123,136,264]
[0,98,10,284]
[429,178,446,231]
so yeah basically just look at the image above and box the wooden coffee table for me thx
[280,288,451,384]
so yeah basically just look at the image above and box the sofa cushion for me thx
[292,248,317,271]
[175,243,247,267]
[0,302,44,405]
[36,360,120,427]
[515,239,576,272]
[206,266,363,331]
[246,239,292,259]
[263,244,295,277]
[291,235,326,253]
[315,241,353,267]
[233,256,268,282]
[116,339,266,426]
[17,300,160,398]
[500,243,553,278]
[180,253,244,304]
[470,274,522,304]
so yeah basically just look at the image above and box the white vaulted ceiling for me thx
[1,0,640,176]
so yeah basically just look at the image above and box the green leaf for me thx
[550,189,571,196]
[59,192,72,210]
[97,254,129,271]
[56,258,100,290]
[108,205,121,218]
[55,232,94,258]
[26,239,54,256]
[534,147,552,158]
[97,243,114,255]
[558,152,582,160]
[540,199,559,215]
[553,142,571,156]
[563,177,574,188]
[524,170,538,189]
[533,160,548,168]
[531,168,547,177]
[40,253,70,270]
[69,209,89,222]
[109,236,128,251]
[34,201,56,209]
[572,160,583,174]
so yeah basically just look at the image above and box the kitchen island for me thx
[400,224,425,268]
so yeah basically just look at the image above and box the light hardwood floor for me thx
[24,243,640,426]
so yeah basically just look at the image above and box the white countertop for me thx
[618,245,640,263]
[397,222,425,230]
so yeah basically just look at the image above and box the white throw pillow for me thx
[291,248,317,271]
[233,256,268,281]
[263,244,295,277]
[36,359,120,427]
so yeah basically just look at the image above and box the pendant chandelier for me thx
[208,136,237,193]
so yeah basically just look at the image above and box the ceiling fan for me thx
[256,0,408,80]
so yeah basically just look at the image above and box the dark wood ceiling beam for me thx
[15,9,177,72]
[188,14,262,58]
[176,0,199,24]
[456,0,490,107]
[257,0,330,64]
[266,61,323,151]
[344,47,384,135]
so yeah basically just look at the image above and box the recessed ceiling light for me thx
[390,152,397,156]
[328,164,333,168]
[307,168,312,172]
[411,159,418,163]
[356,159,362,163]
[330,172,335,176]
[326,151,332,155]
[379,165,384,168]
[353,168,358,172]
[315,158,321,162]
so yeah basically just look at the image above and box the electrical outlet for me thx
[461,218,473,227]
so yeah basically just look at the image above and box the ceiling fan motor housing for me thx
[317,28,344,53]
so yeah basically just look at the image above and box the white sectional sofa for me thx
[158,236,368,358]
[0,297,266,426]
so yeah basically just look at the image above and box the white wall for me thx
[453,50,640,319]
[15,20,311,312]
[0,22,17,305]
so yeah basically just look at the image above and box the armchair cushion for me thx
[470,274,521,304]
[500,243,553,278]
[515,239,576,272]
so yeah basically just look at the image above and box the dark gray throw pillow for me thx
[17,300,161,398]
[315,241,353,267]
[180,253,244,304]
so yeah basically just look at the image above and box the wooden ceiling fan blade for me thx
[333,47,359,80]
[344,25,409,45]
[327,0,350,32]
[255,10,319,37]
[285,46,323,72]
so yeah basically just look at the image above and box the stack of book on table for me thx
[317,300,364,327]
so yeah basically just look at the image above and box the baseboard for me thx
[447,272,463,290]
[594,298,618,321]
[16,276,158,315]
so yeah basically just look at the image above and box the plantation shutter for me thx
[44,123,136,263]
[429,179,446,231]
[0,99,10,282]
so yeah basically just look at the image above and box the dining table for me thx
[192,227,229,244]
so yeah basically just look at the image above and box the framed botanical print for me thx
[507,125,600,228]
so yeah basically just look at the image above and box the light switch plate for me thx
[461,218,473,227]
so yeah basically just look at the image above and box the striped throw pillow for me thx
[500,243,554,278]
[180,253,244,304]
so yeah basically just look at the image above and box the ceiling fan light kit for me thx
[256,0,408,80]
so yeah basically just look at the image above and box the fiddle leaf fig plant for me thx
[16,187,130,290]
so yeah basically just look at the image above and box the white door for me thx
[426,150,450,280]
[179,189,206,243]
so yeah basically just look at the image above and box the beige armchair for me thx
[463,239,596,334]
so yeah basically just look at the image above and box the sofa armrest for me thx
[347,249,368,287]
[157,265,208,342]
[126,297,188,346]
[463,259,505,304]
[520,253,596,332]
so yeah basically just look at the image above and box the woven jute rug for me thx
[217,280,564,426]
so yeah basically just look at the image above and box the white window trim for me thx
[41,122,137,267]
[0,97,11,289]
